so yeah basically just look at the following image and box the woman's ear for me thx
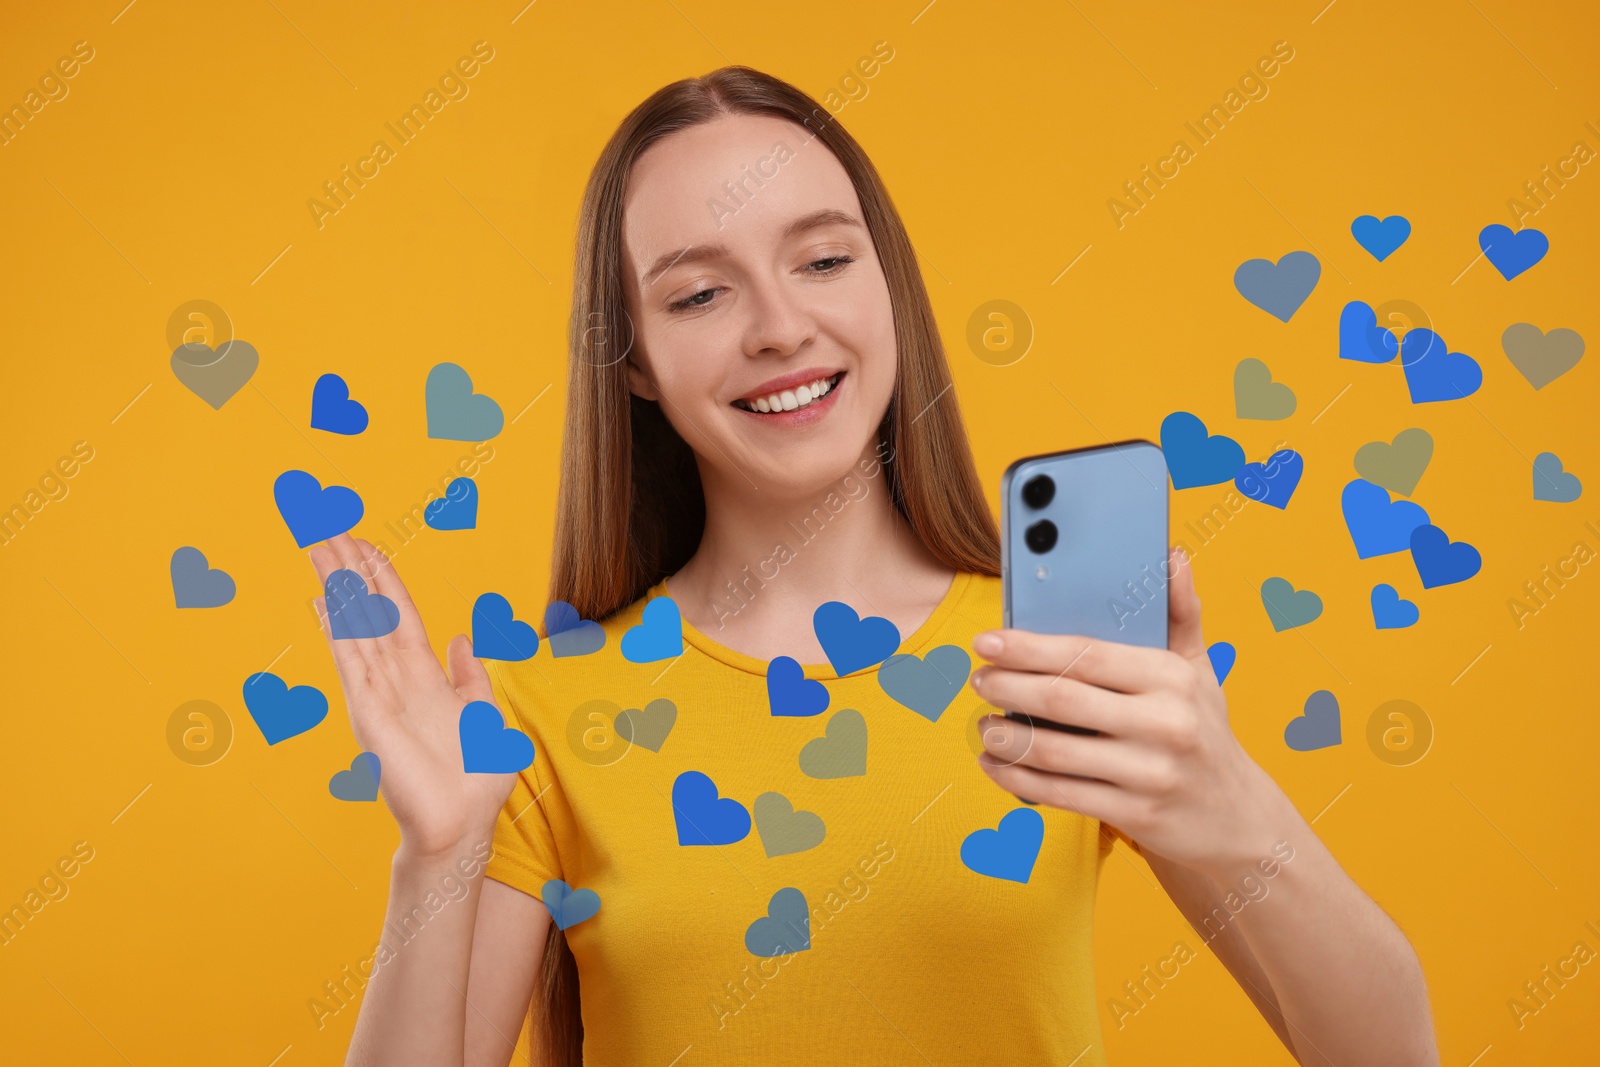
[624,354,660,402]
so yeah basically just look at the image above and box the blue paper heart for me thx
[1337,301,1400,364]
[1206,642,1236,685]
[471,593,539,661]
[326,569,401,640]
[1370,584,1419,630]
[242,671,328,745]
[309,373,369,435]
[878,645,972,722]
[621,596,683,663]
[1351,215,1411,262]
[1234,449,1303,509]
[766,655,830,717]
[1409,524,1482,589]
[671,771,750,845]
[1479,224,1548,281]
[424,477,478,531]
[1161,411,1246,490]
[1533,452,1582,503]
[960,807,1045,883]
[1400,329,1482,403]
[541,879,602,931]
[170,546,236,608]
[1233,250,1321,322]
[458,700,535,773]
[273,470,364,548]
[329,752,381,801]
[544,601,607,657]
[1285,690,1341,751]
[745,887,810,957]
[425,362,504,441]
[1341,479,1430,559]
[813,602,901,676]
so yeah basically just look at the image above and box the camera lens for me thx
[1024,519,1057,554]
[1021,474,1055,509]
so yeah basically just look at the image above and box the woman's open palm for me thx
[308,533,514,859]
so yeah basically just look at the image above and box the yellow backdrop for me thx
[2,0,1596,1063]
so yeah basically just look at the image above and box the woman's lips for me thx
[732,371,844,425]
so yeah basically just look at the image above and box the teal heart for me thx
[745,887,809,957]
[1533,452,1582,502]
[878,644,971,722]
[540,879,601,930]
[1260,577,1322,632]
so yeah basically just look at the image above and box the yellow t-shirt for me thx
[485,570,1124,1064]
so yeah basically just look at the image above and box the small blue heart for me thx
[329,752,381,801]
[1206,642,1236,685]
[310,373,369,435]
[766,655,830,717]
[671,771,750,846]
[1160,411,1246,490]
[1370,584,1419,630]
[170,546,236,608]
[1350,215,1411,262]
[458,700,535,773]
[960,807,1045,883]
[1285,690,1341,751]
[1533,452,1582,503]
[1233,250,1321,322]
[326,569,401,640]
[544,601,606,657]
[1400,329,1483,403]
[472,593,539,661]
[1479,224,1548,281]
[243,672,328,745]
[621,596,683,663]
[273,470,364,549]
[541,879,602,931]
[1409,524,1481,589]
[1234,449,1303,509]
[1338,301,1401,364]
[813,602,900,676]
[1341,479,1430,560]
[424,477,478,531]
[878,645,971,722]
[745,887,810,957]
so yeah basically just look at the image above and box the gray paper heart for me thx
[1234,358,1297,420]
[614,698,676,752]
[1353,428,1433,497]
[799,708,866,779]
[170,341,258,409]
[753,792,826,857]
[878,644,971,722]
[1502,323,1583,390]
[1234,251,1320,322]
[170,546,236,608]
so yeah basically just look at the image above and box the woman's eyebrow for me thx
[638,208,865,289]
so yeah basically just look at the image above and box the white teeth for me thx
[795,384,812,403]
[737,374,839,412]
[779,390,798,411]
[754,397,771,412]
[766,393,783,410]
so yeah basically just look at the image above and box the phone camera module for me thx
[1021,474,1055,509]
[1024,519,1057,554]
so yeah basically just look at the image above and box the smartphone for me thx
[998,440,1169,762]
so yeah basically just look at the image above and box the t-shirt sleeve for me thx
[1098,820,1144,858]
[482,659,564,898]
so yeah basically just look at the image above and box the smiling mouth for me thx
[731,371,845,414]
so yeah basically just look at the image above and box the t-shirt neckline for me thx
[654,570,974,680]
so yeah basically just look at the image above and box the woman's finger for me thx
[350,537,431,653]
[979,712,1161,789]
[972,668,1139,736]
[972,627,1181,695]
[447,634,496,705]
[323,533,394,656]
[977,751,1134,827]
[311,593,370,696]
[1166,546,1207,661]
[309,543,379,675]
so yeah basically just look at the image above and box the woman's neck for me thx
[665,439,957,665]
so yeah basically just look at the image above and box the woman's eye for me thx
[668,287,721,313]
[806,255,854,274]
[666,256,854,313]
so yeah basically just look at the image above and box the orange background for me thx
[2,0,1596,1063]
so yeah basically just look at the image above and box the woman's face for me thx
[620,112,897,495]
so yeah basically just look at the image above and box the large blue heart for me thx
[458,700,535,773]
[1370,584,1419,630]
[310,373,369,435]
[1233,250,1321,322]
[1234,449,1303,509]
[1285,690,1341,751]
[1400,329,1482,403]
[960,807,1044,883]
[1409,524,1482,589]
[1479,224,1548,281]
[878,645,972,722]
[1340,479,1430,559]
[242,671,328,745]
[1337,301,1400,364]
[326,569,401,639]
[766,655,829,717]
[813,602,900,676]
[544,601,607,657]
[273,470,364,548]
[1160,411,1245,490]
[541,880,602,931]
[424,477,478,531]
[472,592,539,661]
[1350,214,1411,262]
[745,887,810,957]
[671,771,750,845]
[622,597,683,663]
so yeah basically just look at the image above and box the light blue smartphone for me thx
[999,439,1170,750]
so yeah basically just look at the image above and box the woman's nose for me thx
[740,272,817,357]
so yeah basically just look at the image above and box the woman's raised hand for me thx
[308,533,515,860]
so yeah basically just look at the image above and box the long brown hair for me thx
[533,64,1000,1065]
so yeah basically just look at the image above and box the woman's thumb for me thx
[447,634,497,705]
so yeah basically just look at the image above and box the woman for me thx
[307,66,1438,1066]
